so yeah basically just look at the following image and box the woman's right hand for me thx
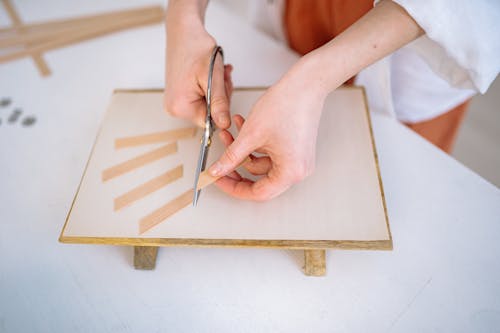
[164,1,233,129]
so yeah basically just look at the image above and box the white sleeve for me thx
[392,0,500,94]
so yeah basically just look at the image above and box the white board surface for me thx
[61,87,391,248]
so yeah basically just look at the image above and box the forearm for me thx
[166,0,208,30]
[289,0,424,96]
[165,0,214,63]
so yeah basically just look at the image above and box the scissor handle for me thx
[205,45,224,132]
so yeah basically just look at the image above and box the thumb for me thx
[209,56,231,129]
[209,135,254,177]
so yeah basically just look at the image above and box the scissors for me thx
[192,45,224,206]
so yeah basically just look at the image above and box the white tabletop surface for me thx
[1,1,499,332]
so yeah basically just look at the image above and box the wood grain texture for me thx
[115,127,197,149]
[1,0,50,76]
[114,165,183,211]
[361,88,393,246]
[304,249,326,276]
[133,246,158,270]
[102,142,177,182]
[60,235,393,250]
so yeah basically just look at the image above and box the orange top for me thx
[284,0,373,55]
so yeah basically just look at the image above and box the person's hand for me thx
[165,0,423,201]
[208,59,329,201]
[164,4,233,128]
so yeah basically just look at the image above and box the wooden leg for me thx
[133,246,158,270]
[304,249,326,276]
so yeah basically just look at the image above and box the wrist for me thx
[166,9,213,50]
[283,48,348,101]
[166,0,207,31]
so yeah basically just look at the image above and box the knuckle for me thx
[173,103,186,117]
[223,145,240,165]
[242,126,262,143]
[164,97,182,117]
[289,162,312,183]
[210,95,228,112]
[252,178,281,202]
[253,188,273,202]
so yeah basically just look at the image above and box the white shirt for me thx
[248,0,500,123]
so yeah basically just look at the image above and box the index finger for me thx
[214,172,291,201]
[208,56,230,129]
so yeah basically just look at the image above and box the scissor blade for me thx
[193,45,222,206]
[193,189,201,206]
[192,136,210,206]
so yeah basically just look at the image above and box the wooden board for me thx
[60,87,392,250]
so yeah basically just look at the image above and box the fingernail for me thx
[209,162,223,177]
[218,114,229,126]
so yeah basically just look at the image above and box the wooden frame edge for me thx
[59,235,393,250]
[359,86,393,249]
[112,86,280,94]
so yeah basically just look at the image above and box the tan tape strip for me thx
[115,127,197,149]
[138,157,252,234]
[114,165,183,211]
[139,189,193,234]
[139,170,217,234]
[194,157,249,191]
[102,142,177,182]
[196,170,217,190]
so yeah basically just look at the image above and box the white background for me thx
[0,1,499,332]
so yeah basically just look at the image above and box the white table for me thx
[1,1,499,332]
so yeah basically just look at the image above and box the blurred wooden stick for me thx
[1,0,50,76]
[0,9,164,65]
[0,6,164,49]
[0,6,162,35]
